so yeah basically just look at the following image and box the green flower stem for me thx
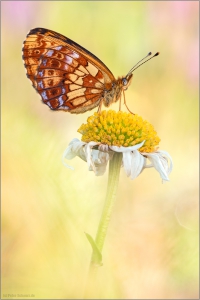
[93,151,122,255]
[84,152,122,298]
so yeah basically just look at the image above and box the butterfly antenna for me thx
[126,52,160,77]
[126,52,152,76]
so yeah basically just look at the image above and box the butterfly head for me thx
[121,74,133,91]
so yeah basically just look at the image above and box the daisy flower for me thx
[62,109,173,288]
[63,110,173,182]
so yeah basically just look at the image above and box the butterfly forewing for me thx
[22,28,116,113]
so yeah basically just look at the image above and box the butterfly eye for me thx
[122,78,128,86]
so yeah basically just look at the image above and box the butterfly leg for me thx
[119,94,122,111]
[123,90,135,115]
[97,99,103,113]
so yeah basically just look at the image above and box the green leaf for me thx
[85,232,103,266]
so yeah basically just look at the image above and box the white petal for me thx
[123,150,145,179]
[84,141,100,173]
[157,150,173,174]
[109,140,145,153]
[64,138,86,159]
[62,155,74,170]
[62,138,86,169]
[98,150,110,166]
[130,150,145,180]
[89,149,110,176]
[122,151,132,177]
[98,144,109,152]
[143,151,173,182]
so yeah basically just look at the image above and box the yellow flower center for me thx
[78,110,160,152]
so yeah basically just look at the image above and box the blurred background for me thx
[2,1,199,299]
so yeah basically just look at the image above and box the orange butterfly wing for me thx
[22,28,116,113]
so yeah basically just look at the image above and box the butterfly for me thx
[22,28,159,114]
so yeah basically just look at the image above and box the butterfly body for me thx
[22,28,133,114]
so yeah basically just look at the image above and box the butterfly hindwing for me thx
[22,28,116,113]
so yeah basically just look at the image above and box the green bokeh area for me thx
[2,1,199,299]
